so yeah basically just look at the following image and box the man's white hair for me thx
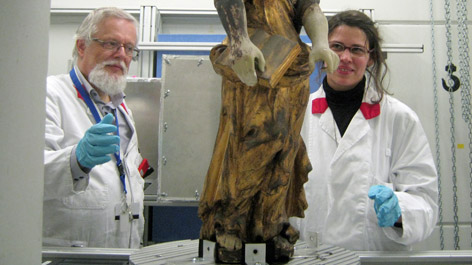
[72,7,138,60]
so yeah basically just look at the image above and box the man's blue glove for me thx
[76,113,120,169]
[368,185,402,227]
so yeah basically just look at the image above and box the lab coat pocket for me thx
[371,145,394,190]
[62,189,108,209]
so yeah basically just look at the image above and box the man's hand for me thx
[76,113,120,169]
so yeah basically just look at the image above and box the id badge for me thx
[115,203,129,232]
[130,202,140,220]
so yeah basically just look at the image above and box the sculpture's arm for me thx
[214,0,265,86]
[301,3,339,73]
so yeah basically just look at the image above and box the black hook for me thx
[442,63,461,92]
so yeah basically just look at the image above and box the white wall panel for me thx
[1,0,49,264]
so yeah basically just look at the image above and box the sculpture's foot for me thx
[268,235,294,263]
[283,224,300,244]
[216,232,243,263]
[265,224,299,263]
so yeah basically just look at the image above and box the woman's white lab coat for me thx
[292,84,438,251]
[43,72,145,248]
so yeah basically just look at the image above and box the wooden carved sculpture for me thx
[198,0,339,263]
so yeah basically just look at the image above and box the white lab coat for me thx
[43,72,145,248]
[292,83,438,251]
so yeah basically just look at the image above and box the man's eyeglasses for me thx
[329,42,372,57]
[92,38,139,60]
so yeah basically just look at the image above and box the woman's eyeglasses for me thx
[329,42,372,57]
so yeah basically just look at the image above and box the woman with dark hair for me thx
[292,10,439,251]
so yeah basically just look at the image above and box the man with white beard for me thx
[43,7,151,248]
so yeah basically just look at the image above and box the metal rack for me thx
[42,242,472,264]
[129,240,360,265]
[50,6,425,79]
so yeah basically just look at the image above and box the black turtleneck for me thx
[323,77,365,136]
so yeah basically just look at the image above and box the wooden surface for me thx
[199,1,313,263]
[199,41,311,263]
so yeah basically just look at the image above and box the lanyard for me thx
[69,68,127,194]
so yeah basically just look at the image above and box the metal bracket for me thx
[199,240,215,262]
[306,231,321,249]
[198,240,266,265]
[245,243,266,265]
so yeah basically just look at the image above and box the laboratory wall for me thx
[48,0,472,251]
[0,0,50,264]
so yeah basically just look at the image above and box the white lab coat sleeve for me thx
[44,76,89,200]
[70,145,90,191]
[382,102,439,245]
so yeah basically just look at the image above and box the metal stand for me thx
[198,239,266,265]
[129,239,359,265]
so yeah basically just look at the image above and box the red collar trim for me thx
[120,102,128,114]
[360,102,380,119]
[312,98,380,119]
[75,87,84,100]
[312,98,329,114]
[74,86,128,114]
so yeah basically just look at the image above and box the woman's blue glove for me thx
[368,185,401,227]
[76,113,120,169]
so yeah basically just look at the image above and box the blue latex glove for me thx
[76,113,120,169]
[368,185,402,227]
